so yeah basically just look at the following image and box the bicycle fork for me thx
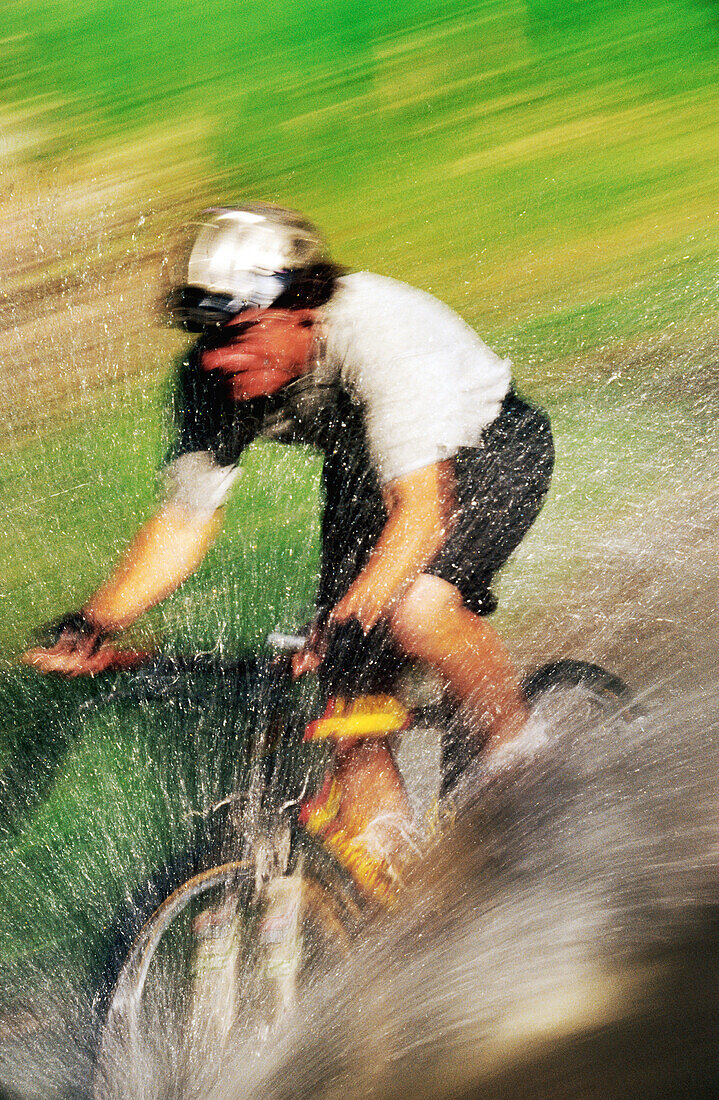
[187,861,305,1044]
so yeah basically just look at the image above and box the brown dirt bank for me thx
[0,123,213,446]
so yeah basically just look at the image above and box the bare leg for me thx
[300,737,415,900]
[332,739,412,834]
[390,574,529,751]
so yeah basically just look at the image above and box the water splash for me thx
[2,452,718,1097]
[204,479,719,1098]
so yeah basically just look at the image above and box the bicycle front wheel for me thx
[93,844,360,1099]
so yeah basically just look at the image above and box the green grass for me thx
[2,0,719,1019]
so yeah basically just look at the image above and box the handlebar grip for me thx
[265,632,307,652]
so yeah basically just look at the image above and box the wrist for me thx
[81,606,119,636]
[36,609,112,654]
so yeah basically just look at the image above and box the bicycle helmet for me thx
[167,203,328,331]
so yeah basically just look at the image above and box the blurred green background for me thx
[3,0,717,650]
[1,0,718,1027]
[5,0,718,351]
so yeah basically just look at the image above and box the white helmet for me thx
[168,203,328,330]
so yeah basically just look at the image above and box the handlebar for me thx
[32,617,406,709]
[78,646,296,711]
[265,632,307,653]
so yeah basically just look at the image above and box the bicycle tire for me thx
[440,659,641,796]
[92,832,363,1098]
[522,658,640,717]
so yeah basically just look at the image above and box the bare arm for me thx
[332,460,455,631]
[23,503,222,674]
[85,503,223,631]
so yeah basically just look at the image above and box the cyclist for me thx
[24,203,554,897]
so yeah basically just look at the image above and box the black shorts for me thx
[318,390,554,617]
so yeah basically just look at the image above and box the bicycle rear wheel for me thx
[440,659,642,796]
[522,658,641,723]
[93,837,362,1099]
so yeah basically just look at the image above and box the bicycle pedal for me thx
[298,773,341,832]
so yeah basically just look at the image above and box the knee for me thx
[390,575,464,661]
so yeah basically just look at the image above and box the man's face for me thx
[200,307,316,401]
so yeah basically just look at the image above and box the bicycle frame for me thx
[92,636,638,1091]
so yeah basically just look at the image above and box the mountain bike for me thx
[90,631,639,1097]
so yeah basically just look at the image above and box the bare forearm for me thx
[333,461,453,629]
[85,504,223,631]
[354,505,445,610]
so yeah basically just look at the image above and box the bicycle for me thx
[89,629,639,1097]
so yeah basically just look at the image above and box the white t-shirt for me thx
[165,272,513,515]
[322,272,511,483]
